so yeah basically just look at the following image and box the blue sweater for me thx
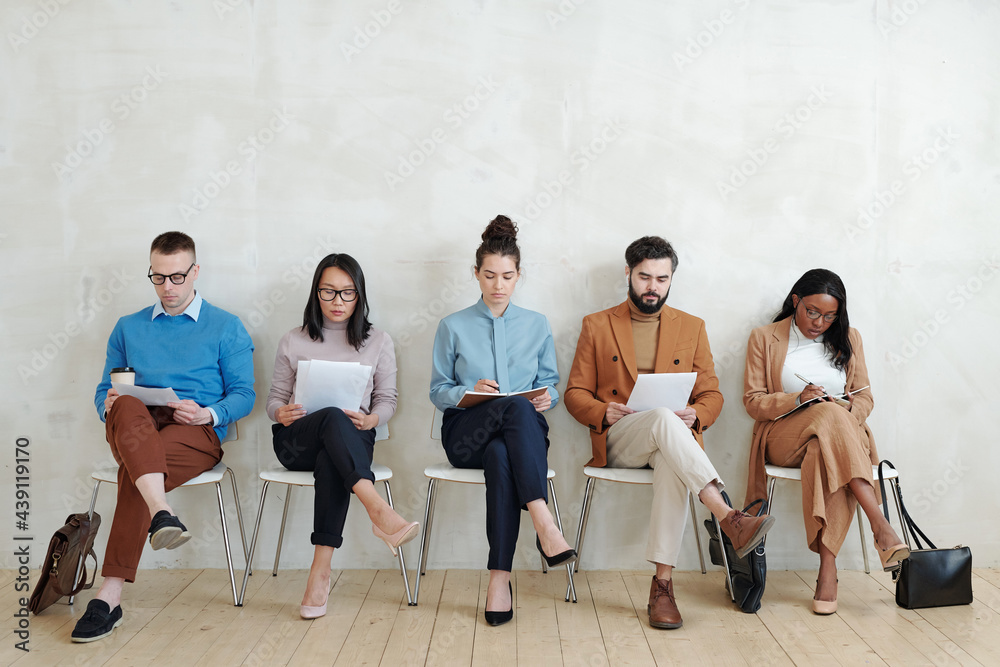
[94,297,256,441]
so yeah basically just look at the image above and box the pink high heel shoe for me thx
[373,521,420,556]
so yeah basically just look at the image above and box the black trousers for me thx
[272,407,376,548]
[441,396,550,571]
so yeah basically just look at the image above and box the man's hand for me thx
[276,403,306,427]
[474,379,500,393]
[167,399,213,426]
[105,388,121,412]
[343,409,378,431]
[530,390,551,413]
[604,402,636,427]
[674,407,697,428]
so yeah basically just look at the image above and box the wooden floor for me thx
[4,567,999,666]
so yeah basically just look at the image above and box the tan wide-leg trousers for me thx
[606,408,723,566]
[764,401,874,555]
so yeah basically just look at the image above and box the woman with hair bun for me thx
[430,215,575,626]
[743,268,908,616]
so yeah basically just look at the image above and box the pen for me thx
[794,373,833,401]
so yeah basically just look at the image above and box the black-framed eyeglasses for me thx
[798,301,838,323]
[317,288,358,302]
[148,262,195,285]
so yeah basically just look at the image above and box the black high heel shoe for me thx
[485,582,513,626]
[536,536,578,568]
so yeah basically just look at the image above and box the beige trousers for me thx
[606,408,723,566]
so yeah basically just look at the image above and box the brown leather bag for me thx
[29,512,101,614]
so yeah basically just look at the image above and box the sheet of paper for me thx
[625,373,697,413]
[456,386,549,409]
[293,360,372,415]
[112,383,181,406]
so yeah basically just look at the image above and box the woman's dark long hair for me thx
[773,268,852,370]
[302,253,372,350]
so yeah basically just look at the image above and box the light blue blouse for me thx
[430,298,560,412]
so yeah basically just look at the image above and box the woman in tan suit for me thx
[743,269,908,615]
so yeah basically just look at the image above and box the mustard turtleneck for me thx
[627,298,660,374]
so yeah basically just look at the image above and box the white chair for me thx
[764,463,905,573]
[413,410,577,604]
[73,422,247,607]
[573,466,732,601]
[237,424,414,606]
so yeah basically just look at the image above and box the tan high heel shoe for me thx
[875,538,910,571]
[373,521,420,556]
[812,579,838,615]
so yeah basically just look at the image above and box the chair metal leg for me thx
[214,481,240,606]
[689,491,707,574]
[238,480,271,606]
[273,486,293,575]
[70,480,103,606]
[857,505,871,574]
[226,467,248,564]
[381,480,415,606]
[549,479,577,603]
[763,476,777,547]
[413,478,437,605]
[573,477,596,574]
[715,514,735,602]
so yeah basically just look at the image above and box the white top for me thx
[780,323,846,395]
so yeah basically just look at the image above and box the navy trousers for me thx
[272,407,376,548]
[441,396,550,571]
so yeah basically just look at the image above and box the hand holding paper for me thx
[625,373,697,413]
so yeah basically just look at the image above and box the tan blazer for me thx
[565,301,724,467]
[743,316,877,505]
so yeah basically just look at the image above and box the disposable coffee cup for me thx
[110,367,136,385]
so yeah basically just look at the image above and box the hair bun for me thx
[482,215,518,242]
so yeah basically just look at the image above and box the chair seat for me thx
[765,463,898,482]
[259,463,393,486]
[92,461,229,486]
[423,462,556,485]
[583,466,653,485]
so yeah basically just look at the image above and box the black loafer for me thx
[148,510,191,550]
[485,582,513,626]
[536,536,578,568]
[71,599,123,643]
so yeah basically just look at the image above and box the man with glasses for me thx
[565,236,774,630]
[72,232,254,643]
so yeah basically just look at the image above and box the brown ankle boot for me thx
[647,576,682,629]
[719,509,775,558]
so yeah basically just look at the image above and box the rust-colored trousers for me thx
[764,402,874,556]
[102,395,221,582]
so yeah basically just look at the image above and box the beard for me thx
[628,282,669,314]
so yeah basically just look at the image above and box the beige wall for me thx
[3,0,997,574]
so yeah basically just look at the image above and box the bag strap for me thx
[743,498,768,517]
[878,460,937,551]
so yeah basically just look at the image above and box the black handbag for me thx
[29,512,101,614]
[878,461,973,609]
[703,491,767,613]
